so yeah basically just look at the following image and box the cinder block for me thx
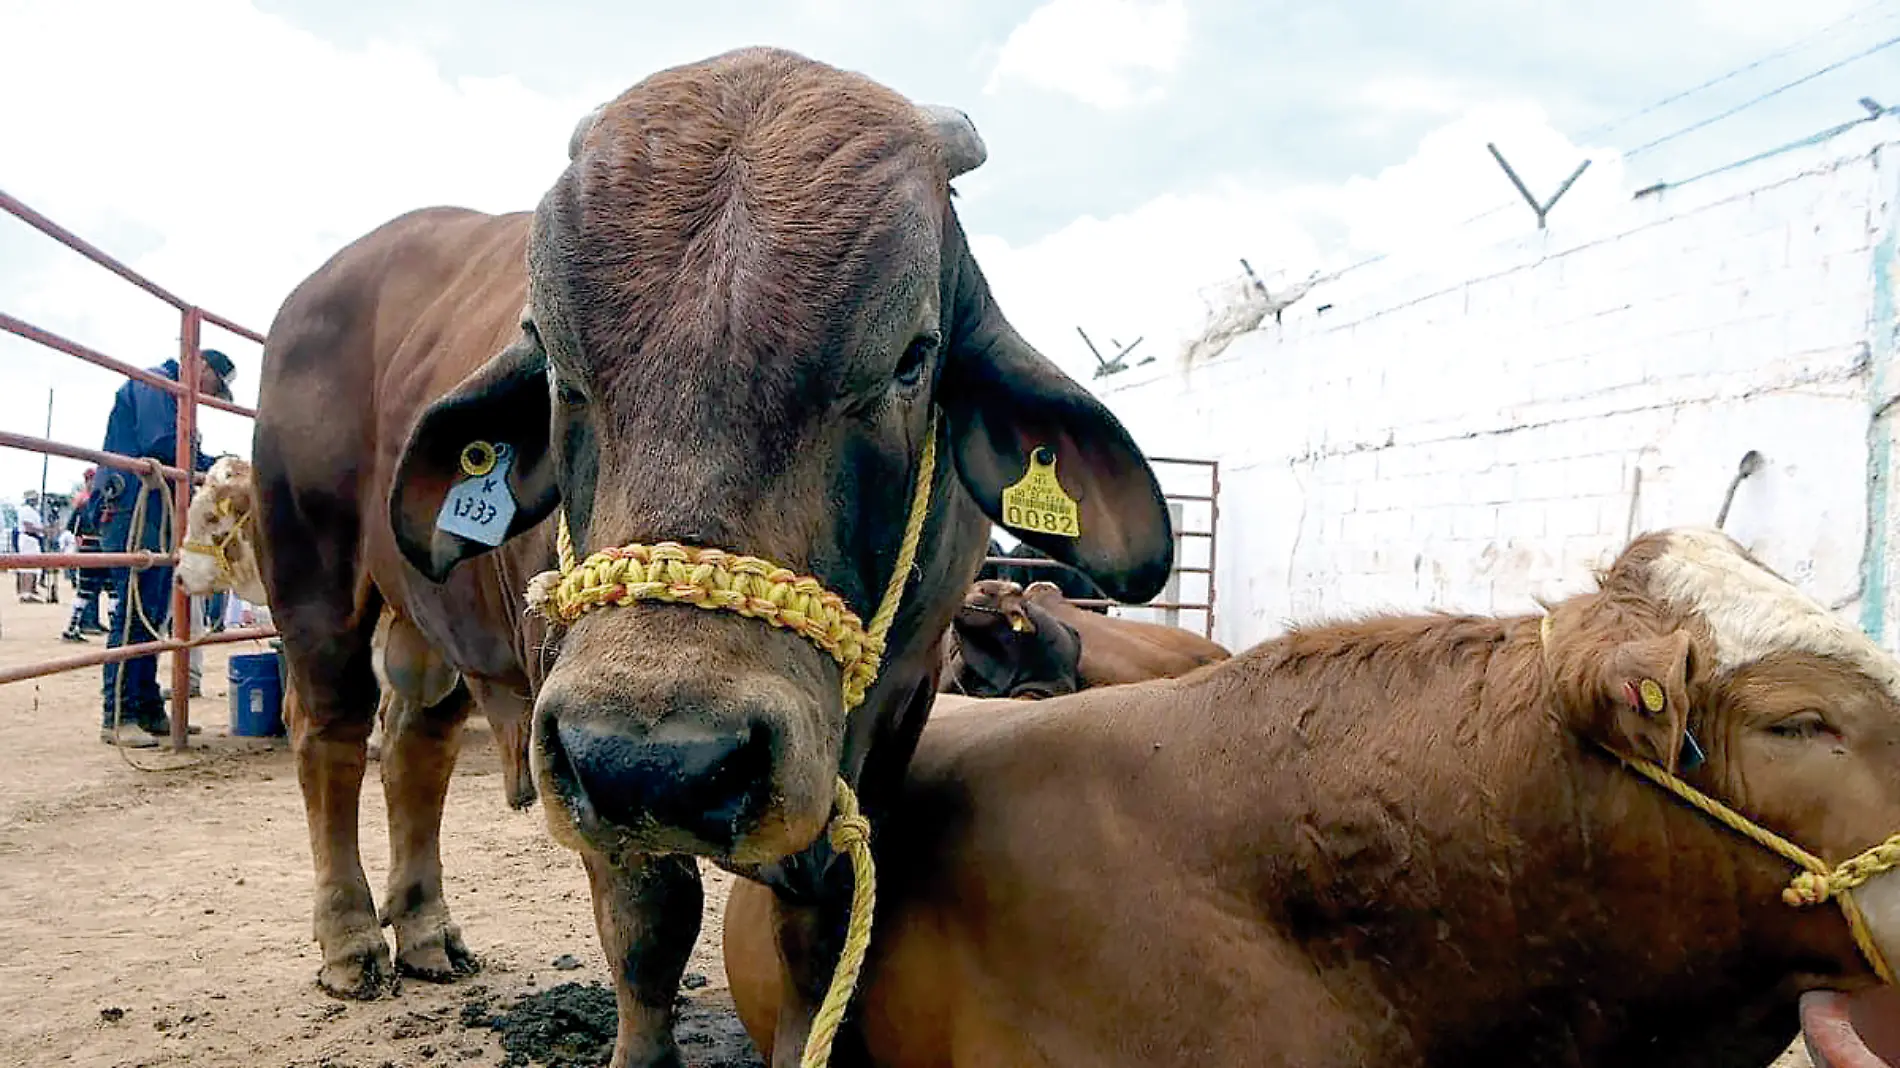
[1545,495,1606,541]
[1470,465,1516,504]
[1497,501,1547,541]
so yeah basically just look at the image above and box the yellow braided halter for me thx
[1539,614,1900,984]
[524,407,942,1068]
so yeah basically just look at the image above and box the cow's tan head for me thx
[177,456,268,607]
[385,48,1174,866]
[946,579,1082,699]
[1543,526,1900,991]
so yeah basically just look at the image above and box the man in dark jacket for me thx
[93,348,234,747]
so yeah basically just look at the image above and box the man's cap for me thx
[201,348,236,380]
[200,348,236,400]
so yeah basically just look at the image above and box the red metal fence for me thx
[0,187,278,750]
[981,456,1219,638]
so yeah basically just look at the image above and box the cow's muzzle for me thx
[533,668,823,860]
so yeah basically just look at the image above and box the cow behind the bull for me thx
[175,458,533,800]
[941,577,1230,697]
[728,526,1900,1067]
[256,46,1175,1068]
[177,456,268,607]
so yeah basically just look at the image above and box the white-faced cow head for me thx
[1543,526,1900,991]
[177,455,269,607]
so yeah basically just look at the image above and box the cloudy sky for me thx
[3,0,1897,502]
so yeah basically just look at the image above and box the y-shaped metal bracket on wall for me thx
[1487,142,1592,229]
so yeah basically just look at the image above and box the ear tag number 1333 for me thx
[436,440,517,547]
[1000,445,1080,538]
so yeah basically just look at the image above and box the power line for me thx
[1625,30,1900,158]
[1580,0,1899,142]
[1284,10,1900,291]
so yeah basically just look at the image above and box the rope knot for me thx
[1784,873,1832,907]
[829,812,872,853]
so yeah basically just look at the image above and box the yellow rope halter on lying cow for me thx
[523,407,942,1068]
[1539,614,1900,985]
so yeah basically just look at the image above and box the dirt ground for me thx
[0,589,1819,1068]
[0,594,759,1068]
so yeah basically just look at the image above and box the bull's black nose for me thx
[553,717,775,848]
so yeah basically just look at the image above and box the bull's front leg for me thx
[583,850,703,1068]
[768,886,874,1068]
[378,684,481,981]
[289,690,394,999]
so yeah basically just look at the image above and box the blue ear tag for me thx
[435,441,517,547]
[1679,728,1706,772]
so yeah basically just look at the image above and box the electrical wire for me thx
[1624,30,1900,158]
[1580,0,1899,142]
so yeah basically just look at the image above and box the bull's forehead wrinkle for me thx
[1645,526,1900,704]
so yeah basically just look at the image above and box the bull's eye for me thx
[894,332,939,387]
[556,380,588,408]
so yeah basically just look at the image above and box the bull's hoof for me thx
[395,922,482,983]
[316,939,395,1000]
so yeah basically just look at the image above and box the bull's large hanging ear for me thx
[389,333,559,581]
[939,234,1174,605]
[1547,607,1700,772]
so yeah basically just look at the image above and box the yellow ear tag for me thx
[1638,678,1666,713]
[460,440,499,478]
[1009,614,1033,633]
[999,445,1080,539]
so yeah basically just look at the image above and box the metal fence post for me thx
[169,307,201,750]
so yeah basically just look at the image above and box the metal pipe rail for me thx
[1,185,277,750]
[0,429,192,485]
[0,626,278,686]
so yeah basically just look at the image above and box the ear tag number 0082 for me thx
[1000,445,1080,539]
[435,440,517,547]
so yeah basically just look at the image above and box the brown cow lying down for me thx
[727,526,1900,1067]
[176,458,532,802]
[942,578,1231,697]
[939,579,1085,699]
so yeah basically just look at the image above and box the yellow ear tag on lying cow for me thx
[436,440,517,548]
[1638,678,1666,713]
[1000,445,1080,539]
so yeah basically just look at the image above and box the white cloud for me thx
[0,0,616,501]
[0,0,1631,509]
[984,0,1190,110]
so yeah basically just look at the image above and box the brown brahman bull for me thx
[728,526,1900,1067]
[940,578,1230,698]
[250,46,1174,1068]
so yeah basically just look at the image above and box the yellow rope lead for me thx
[1539,614,1900,985]
[524,407,942,1068]
[802,775,878,1068]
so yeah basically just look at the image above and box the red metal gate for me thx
[0,188,279,750]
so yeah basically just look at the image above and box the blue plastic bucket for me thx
[229,651,286,737]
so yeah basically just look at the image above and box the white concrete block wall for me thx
[1100,124,1900,655]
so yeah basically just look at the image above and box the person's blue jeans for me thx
[99,484,173,730]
